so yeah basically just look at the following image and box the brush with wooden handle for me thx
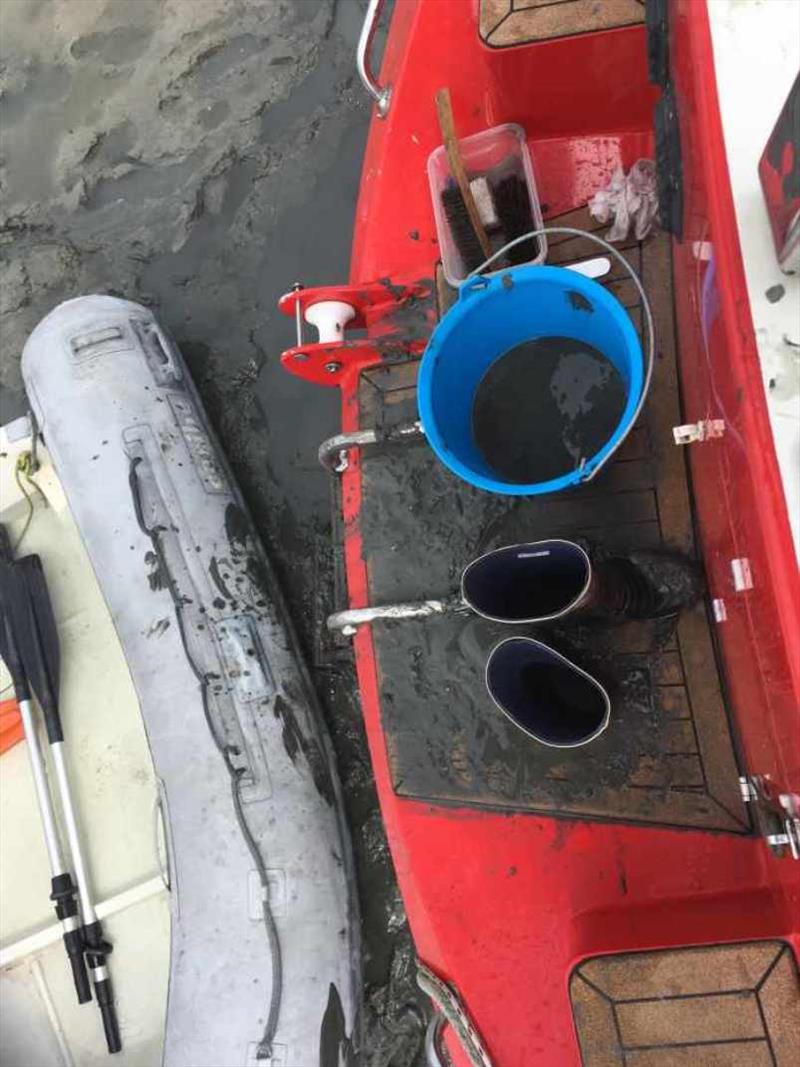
[435,87,492,262]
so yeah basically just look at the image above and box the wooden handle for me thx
[435,88,492,259]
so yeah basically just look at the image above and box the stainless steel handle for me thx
[357,0,391,118]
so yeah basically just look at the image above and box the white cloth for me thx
[589,159,659,242]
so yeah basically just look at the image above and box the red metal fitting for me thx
[278,277,435,387]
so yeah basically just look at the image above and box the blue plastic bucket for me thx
[417,265,645,495]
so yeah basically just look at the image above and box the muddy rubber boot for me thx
[486,636,611,747]
[586,548,704,620]
[462,540,702,623]
[462,540,593,623]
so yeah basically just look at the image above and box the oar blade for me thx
[0,524,12,563]
[9,556,62,740]
[0,562,30,699]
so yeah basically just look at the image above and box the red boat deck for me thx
[356,213,746,835]
[283,1,800,1063]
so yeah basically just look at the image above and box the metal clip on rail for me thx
[318,422,424,474]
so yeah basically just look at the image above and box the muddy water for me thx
[1,0,426,1062]
[472,336,627,484]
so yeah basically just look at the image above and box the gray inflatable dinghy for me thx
[22,296,360,1067]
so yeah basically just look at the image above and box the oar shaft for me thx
[17,698,65,875]
[51,738,123,1046]
[18,699,91,1003]
[50,741,96,925]
[2,543,120,1046]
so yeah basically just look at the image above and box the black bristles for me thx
[440,181,485,274]
[491,174,536,266]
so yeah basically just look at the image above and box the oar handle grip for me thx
[51,873,91,1004]
[65,929,92,1004]
[84,920,122,1054]
[99,997,122,1054]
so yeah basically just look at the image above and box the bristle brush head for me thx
[441,181,485,274]
[491,175,536,265]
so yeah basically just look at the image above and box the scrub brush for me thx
[433,89,540,277]
[440,180,486,273]
[491,170,536,266]
[435,88,492,269]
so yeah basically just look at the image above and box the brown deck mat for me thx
[571,941,800,1067]
[354,208,748,833]
[479,0,645,49]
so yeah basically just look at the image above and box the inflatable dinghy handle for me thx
[153,780,175,895]
[130,318,182,387]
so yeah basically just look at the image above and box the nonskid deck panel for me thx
[570,941,800,1067]
[354,210,748,832]
[479,0,645,49]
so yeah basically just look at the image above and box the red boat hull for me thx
[286,1,800,1062]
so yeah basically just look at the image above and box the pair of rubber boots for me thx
[463,539,701,749]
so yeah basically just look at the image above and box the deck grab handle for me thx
[357,0,391,117]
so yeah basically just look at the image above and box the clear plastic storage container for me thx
[427,122,546,287]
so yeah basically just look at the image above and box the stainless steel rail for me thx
[357,0,391,118]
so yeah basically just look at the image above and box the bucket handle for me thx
[465,227,656,483]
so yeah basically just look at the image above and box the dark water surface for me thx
[472,336,627,484]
